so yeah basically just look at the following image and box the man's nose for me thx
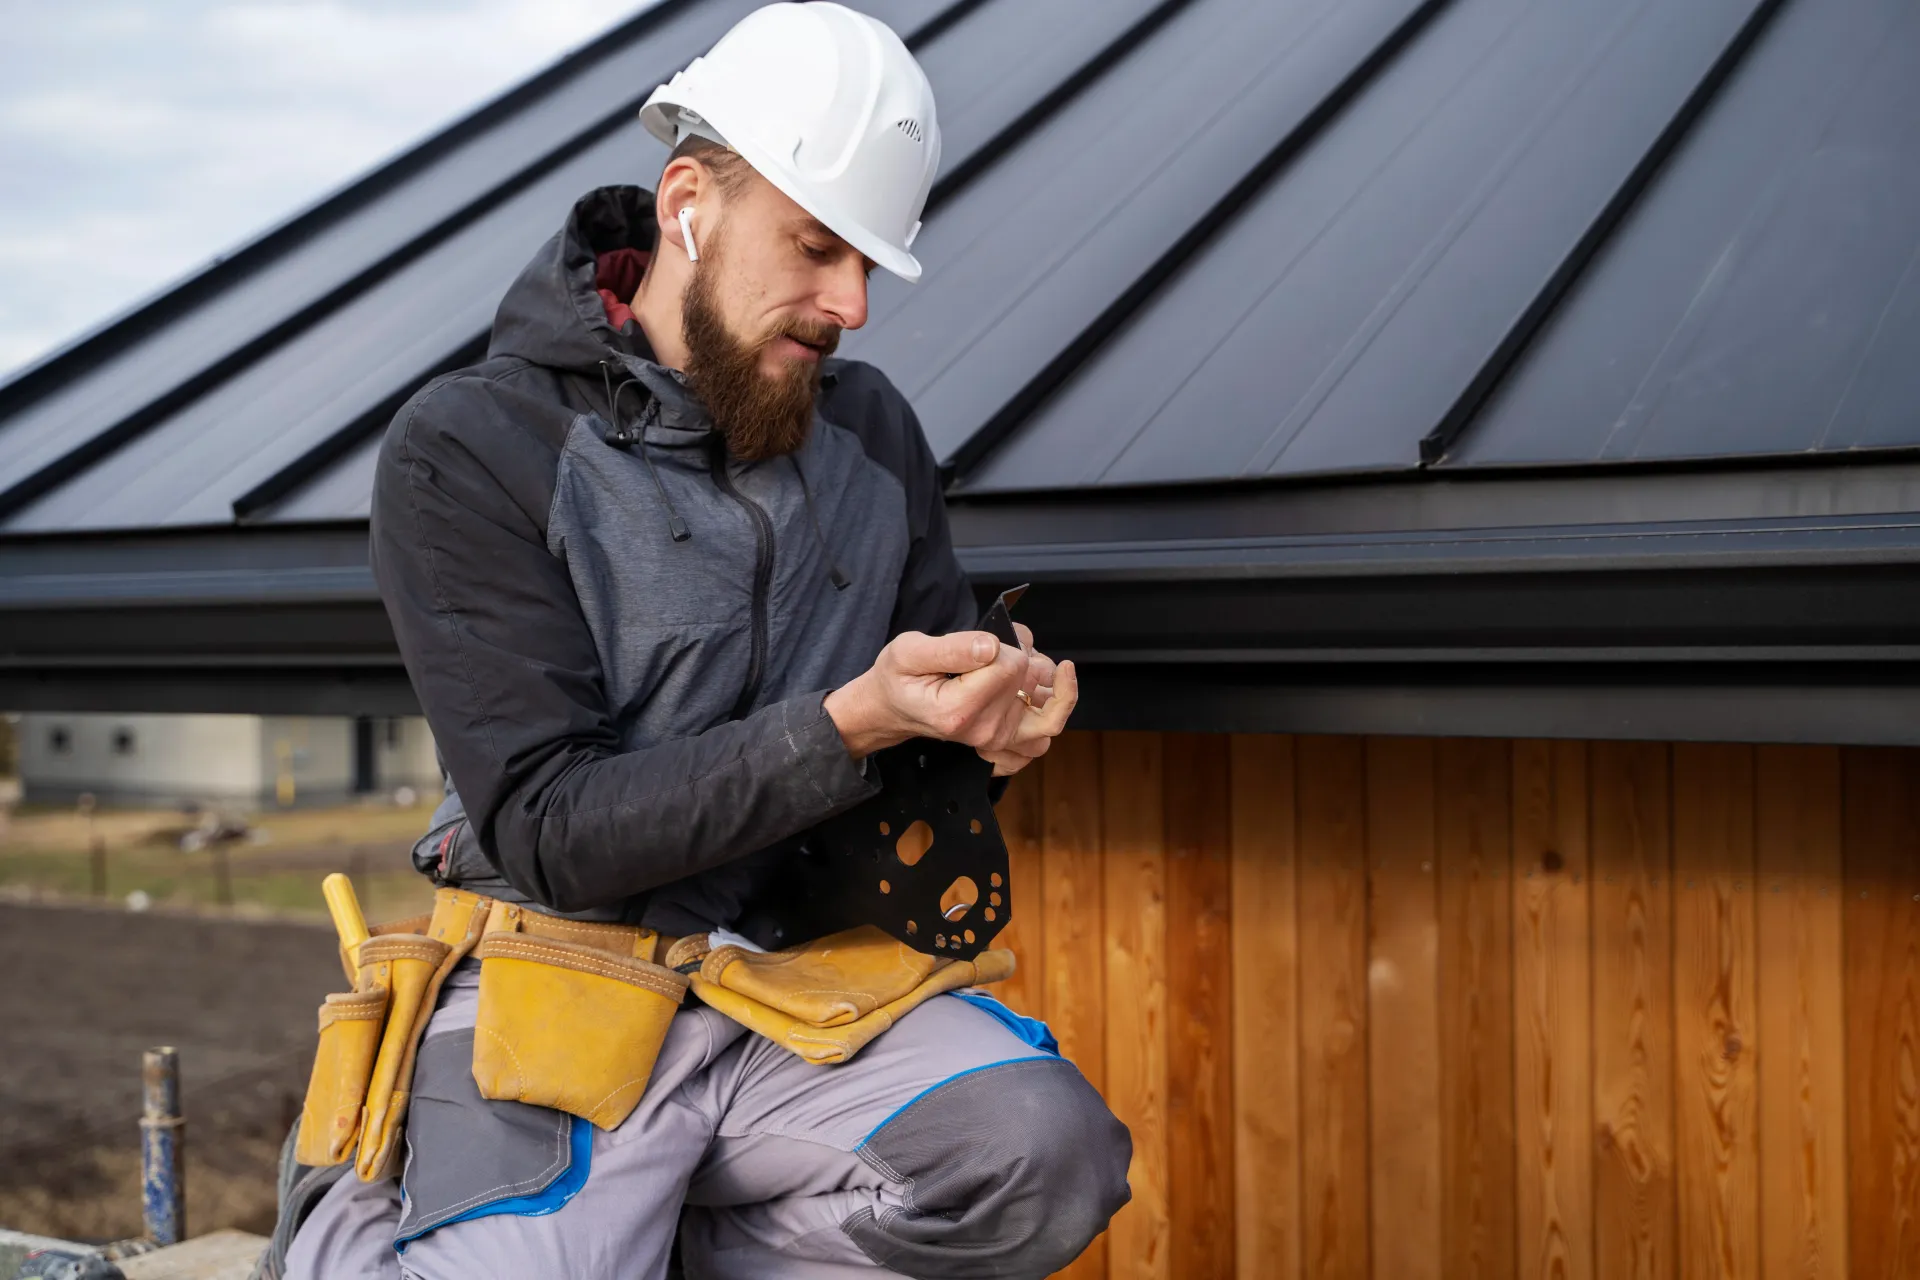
[819,260,869,331]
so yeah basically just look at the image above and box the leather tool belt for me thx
[296,888,685,1177]
[296,892,1017,1177]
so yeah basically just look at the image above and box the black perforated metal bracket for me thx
[801,586,1029,960]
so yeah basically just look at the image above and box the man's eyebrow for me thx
[794,214,875,272]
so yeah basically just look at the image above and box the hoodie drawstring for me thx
[600,360,691,543]
[790,454,851,591]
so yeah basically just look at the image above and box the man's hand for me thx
[825,627,1078,777]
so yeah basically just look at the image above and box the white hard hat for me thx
[639,3,940,282]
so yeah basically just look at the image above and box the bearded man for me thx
[268,5,1131,1279]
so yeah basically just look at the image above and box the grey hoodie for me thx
[370,186,976,937]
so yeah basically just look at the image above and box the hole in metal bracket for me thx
[896,820,934,867]
[940,875,979,922]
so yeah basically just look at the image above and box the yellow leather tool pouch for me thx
[335,913,431,986]
[686,926,1017,1065]
[351,932,454,1181]
[346,889,491,1181]
[470,933,689,1130]
[294,989,388,1166]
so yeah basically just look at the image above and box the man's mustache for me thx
[766,317,842,358]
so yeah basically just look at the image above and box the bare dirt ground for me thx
[0,902,347,1241]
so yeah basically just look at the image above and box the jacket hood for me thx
[491,185,724,443]
[489,184,857,447]
[489,185,661,374]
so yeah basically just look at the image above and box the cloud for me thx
[0,0,657,378]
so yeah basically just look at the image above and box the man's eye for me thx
[800,241,830,260]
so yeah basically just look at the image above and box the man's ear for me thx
[656,155,705,260]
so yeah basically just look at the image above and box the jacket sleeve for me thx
[370,373,878,914]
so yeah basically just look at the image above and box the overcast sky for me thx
[0,0,656,379]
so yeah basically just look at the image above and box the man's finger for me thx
[1013,621,1034,653]
[980,747,1038,777]
[890,629,1003,676]
[1033,659,1078,731]
[926,643,1027,740]
[939,639,1025,695]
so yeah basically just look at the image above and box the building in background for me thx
[15,714,439,809]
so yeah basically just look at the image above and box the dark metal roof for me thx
[1453,0,1920,465]
[4,0,1920,740]
[0,0,949,532]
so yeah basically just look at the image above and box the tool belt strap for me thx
[475,894,671,963]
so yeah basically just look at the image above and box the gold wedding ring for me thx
[1015,688,1033,707]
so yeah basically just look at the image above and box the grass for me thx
[0,797,442,923]
[4,798,440,851]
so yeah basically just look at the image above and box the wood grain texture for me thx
[1670,744,1759,1280]
[1843,748,1920,1280]
[1296,736,1371,1280]
[995,764,1045,1017]
[1164,734,1235,1280]
[984,731,1903,1280]
[1038,731,1108,1280]
[1437,737,1517,1280]
[1755,746,1848,1280]
[1512,740,1594,1280]
[1101,732,1169,1280]
[1590,741,1676,1280]
[1365,737,1443,1280]
[1230,733,1301,1279]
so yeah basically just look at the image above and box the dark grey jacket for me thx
[370,187,975,935]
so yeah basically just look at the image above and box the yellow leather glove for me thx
[685,926,1016,1064]
[294,990,386,1166]
[351,933,451,1181]
[353,889,490,1181]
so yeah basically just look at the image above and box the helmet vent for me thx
[894,118,924,143]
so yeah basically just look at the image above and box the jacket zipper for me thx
[710,442,775,719]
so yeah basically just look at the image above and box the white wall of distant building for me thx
[374,716,441,795]
[257,715,352,805]
[17,713,440,809]
[21,713,263,806]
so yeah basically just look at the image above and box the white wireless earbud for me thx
[678,206,699,262]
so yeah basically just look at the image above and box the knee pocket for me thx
[851,1058,1131,1278]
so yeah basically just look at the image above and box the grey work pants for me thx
[285,965,1130,1279]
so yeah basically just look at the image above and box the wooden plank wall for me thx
[991,734,1920,1279]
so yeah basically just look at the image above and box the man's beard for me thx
[681,227,840,462]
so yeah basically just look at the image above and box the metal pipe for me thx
[140,1046,185,1245]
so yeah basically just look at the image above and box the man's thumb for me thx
[894,630,1000,675]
